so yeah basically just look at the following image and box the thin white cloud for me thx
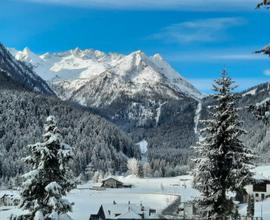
[20,0,258,11]
[264,69,270,76]
[149,17,246,44]
[190,78,268,94]
[215,54,267,60]
[166,51,268,62]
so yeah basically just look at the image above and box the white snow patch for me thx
[256,97,270,107]
[242,88,257,97]
[10,47,123,81]
[136,139,148,154]
[155,102,166,126]
[194,101,202,134]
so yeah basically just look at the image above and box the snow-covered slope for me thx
[11,48,201,101]
[0,44,54,95]
[10,47,122,81]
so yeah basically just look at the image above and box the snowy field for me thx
[0,175,199,220]
[3,165,270,220]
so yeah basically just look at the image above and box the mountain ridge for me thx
[0,43,54,95]
[11,47,202,101]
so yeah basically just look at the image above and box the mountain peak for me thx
[152,53,163,61]
[123,50,149,65]
[127,50,147,60]
[12,47,201,99]
[71,47,82,56]
[133,50,144,55]
[22,47,31,55]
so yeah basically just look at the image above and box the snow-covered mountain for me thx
[11,47,201,170]
[8,46,270,174]
[10,47,201,101]
[9,47,123,81]
[0,44,54,95]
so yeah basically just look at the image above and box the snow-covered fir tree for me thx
[85,162,95,180]
[257,0,270,8]
[256,1,270,57]
[252,0,270,125]
[256,44,270,56]
[13,116,75,220]
[193,71,254,219]
[127,158,139,176]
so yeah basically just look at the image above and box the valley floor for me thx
[2,166,270,220]
[0,175,199,220]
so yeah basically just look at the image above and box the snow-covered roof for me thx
[101,202,157,219]
[117,210,142,219]
[102,176,123,183]
[253,174,270,181]
[58,214,73,220]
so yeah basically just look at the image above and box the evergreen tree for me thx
[256,1,270,59]
[257,0,270,9]
[14,116,75,220]
[138,164,144,178]
[193,71,254,219]
[255,44,270,56]
[143,163,152,177]
[85,162,95,180]
[0,89,140,181]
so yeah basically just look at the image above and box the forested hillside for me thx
[0,88,140,185]
[0,70,25,90]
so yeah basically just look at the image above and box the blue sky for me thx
[1,0,270,93]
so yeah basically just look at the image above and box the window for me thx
[255,193,259,197]
[253,183,267,192]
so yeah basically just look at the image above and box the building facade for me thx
[245,179,270,201]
